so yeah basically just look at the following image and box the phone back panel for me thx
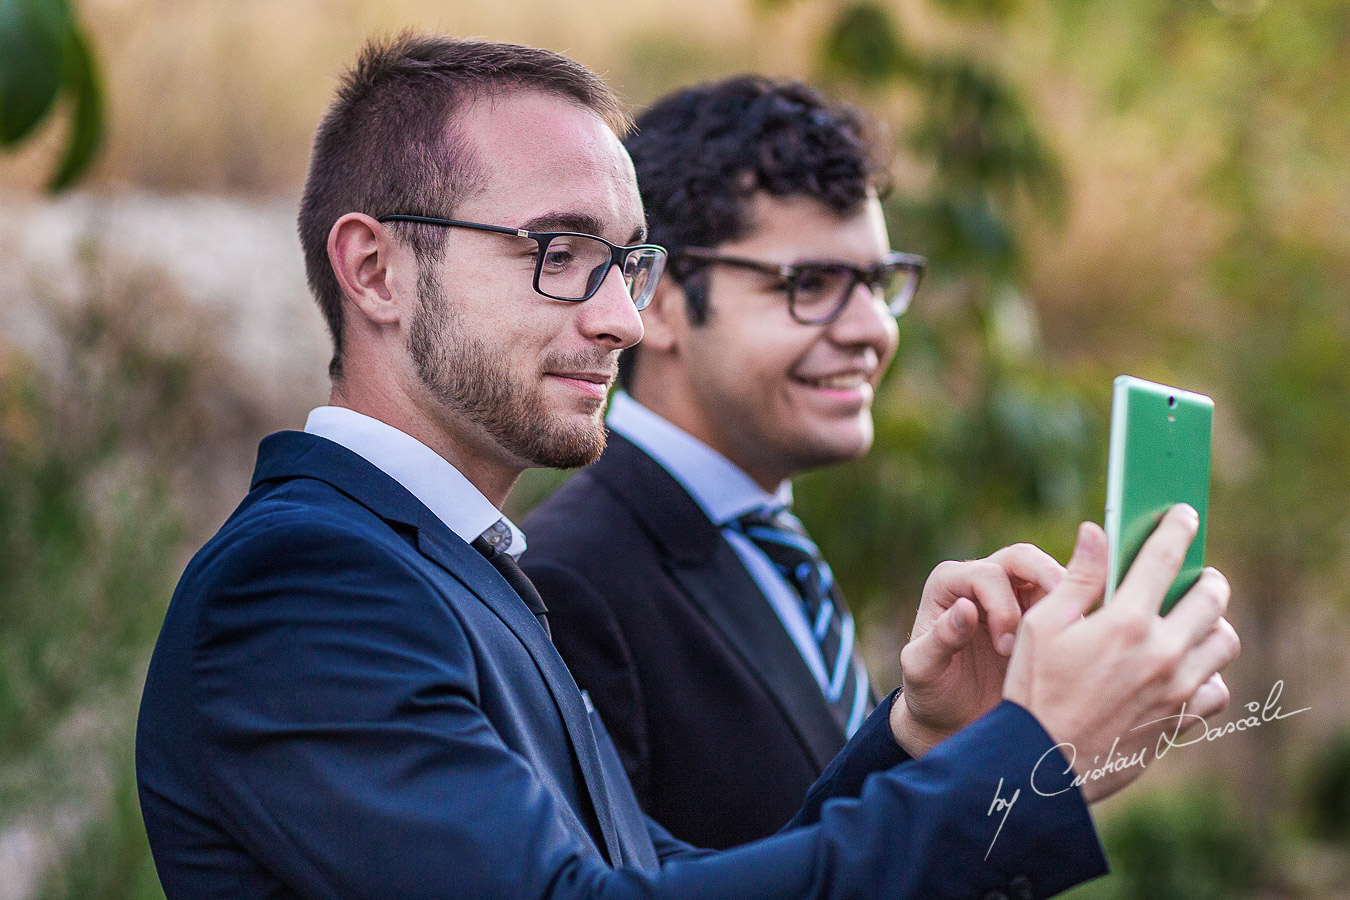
[1105,376,1214,613]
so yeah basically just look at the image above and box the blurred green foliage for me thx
[36,744,165,900]
[0,240,267,899]
[0,349,177,767]
[1063,785,1264,900]
[1303,731,1350,844]
[794,0,1094,611]
[0,0,104,189]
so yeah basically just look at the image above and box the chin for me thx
[820,415,875,459]
[789,429,874,472]
[514,417,609,469]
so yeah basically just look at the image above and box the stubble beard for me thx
[407,266,611,469]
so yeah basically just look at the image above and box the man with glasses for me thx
[520,78,938,849]
[137,37,1239,900]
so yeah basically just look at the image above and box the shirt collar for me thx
[304,406,526,557]
[606,391,791,525]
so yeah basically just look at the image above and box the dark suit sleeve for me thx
[524,559,654,802]
[783,689,912,830]
[190,516,1106,899]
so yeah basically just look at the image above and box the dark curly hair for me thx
[620,75,890,389]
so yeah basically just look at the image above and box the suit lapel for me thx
[252,432,626,867]
[412,518,625,867]
[590,434,847,772]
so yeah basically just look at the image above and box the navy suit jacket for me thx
[136,431,1107,899]
[522,432,857,847]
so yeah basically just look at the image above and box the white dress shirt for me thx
[304,406,526,557]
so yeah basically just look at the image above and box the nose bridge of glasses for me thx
[600,245,662,306]
[820,266,894,329]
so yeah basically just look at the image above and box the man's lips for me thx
[546,372,615,398]
[792,371,874,391]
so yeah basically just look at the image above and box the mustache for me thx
[541,349,621,380]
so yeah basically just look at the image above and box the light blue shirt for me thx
[304,406,526,557]
[606,391,870,733]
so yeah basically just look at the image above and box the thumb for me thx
[1039,522,1108,624]
[901,597,978,685]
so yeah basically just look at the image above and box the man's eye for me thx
[543,247,577,270]
[795,269,833,296]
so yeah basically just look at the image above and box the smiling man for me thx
[136,38,1239,899]
[521,76,927,848]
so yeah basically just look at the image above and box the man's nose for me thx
[579,264,644,349]
[827,281,897,349]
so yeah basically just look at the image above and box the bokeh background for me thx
[2,0,1348,897]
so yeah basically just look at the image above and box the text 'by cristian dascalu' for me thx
[983,679,1310,860]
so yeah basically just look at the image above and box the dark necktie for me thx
[730,505,871,736]
[472,533,551,640]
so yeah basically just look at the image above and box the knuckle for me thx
[899,641,920,673]
[1192,581,1225,619]
[1020,602,1050,630]
[1221,620,1242,661]
[1115,609,1153,645]
[975,560,1009,588]
[1211,678,1232,707]
[1209,570,1232,610]
[1151,650,1181,684]
[931,559,962,582]
[1154,542,1186,572]
[1167,680,1195,708]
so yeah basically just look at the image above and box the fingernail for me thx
[997,633,1015,656]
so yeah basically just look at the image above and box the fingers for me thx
[901,598,979,684]
[928,561,1022,656]
[1116,504,1199,615]
[1187,672,1231,720]
[1173,617,1241,697]
[989,542,1066,608]
[1036,522,1109,623]
[1165,567,1230,647]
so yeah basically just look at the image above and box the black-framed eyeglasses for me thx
[675,247,927,325]
[377,214,668,311]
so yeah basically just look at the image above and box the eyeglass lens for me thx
[790,263,918,323]
[540,235,663,308]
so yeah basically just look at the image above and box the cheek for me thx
[722,333,805,401]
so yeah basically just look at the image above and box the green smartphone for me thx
[1104,376,1214,614]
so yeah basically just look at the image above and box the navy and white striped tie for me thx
[731,505,872,737]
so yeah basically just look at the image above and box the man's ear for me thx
[637,276,687,355]
[328,213,409,327]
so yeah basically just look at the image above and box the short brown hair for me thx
[297,33,630,380]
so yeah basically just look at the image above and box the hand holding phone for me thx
[1104,376,1214,614]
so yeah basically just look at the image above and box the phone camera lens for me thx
[1167,396,1177,408]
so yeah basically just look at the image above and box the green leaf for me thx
[47,24,103,192]
[0,0,65,144]
[818,2,913,88]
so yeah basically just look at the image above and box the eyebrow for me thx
[518,212,648,245]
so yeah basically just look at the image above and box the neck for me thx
[628,376,790,495]
[328,382,522,509]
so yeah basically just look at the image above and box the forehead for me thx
[731,192,889,263]
[453,90,643,239]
